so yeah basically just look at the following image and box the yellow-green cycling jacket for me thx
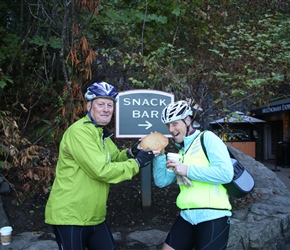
[45,114,139,226]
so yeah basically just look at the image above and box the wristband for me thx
[126,149,134,158]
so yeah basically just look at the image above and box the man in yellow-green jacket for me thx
[45,81,154,250]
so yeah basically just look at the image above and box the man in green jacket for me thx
[45,81,154,250]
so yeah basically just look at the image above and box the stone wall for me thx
[227,147,290,250]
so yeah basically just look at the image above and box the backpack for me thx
[200,131,255,198]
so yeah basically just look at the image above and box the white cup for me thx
[166,153,181,172]
[0,226,13,245]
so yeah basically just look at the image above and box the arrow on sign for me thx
[138,121,153,130]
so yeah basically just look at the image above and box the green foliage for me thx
[0,0,290,143]
[0,27,20,88]
[28,35,61,49]
[56,96,64,107]
[207,12,290,107]
[0,161,6,170]
[0,0,290,199]
[28,35,47,47]
[0,33,20,62]
[29,120,55,144]
[0,74,13,89]
[120,42,190,94]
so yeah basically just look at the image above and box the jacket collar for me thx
[83,114,113,139]
[175,130,201,153]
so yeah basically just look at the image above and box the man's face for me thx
[87,98,114,126]
[166,117,190,143]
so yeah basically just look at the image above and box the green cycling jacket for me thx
[45,115,139,226]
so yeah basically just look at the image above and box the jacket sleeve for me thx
[107,140,130,162]
[152,155,176,188]
[63,125,139,184]
[187,131,234,184]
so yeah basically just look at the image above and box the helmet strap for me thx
[182,116,195,136]
[182,118,191,136]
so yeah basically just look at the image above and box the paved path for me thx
[1,160,290,249]
[0,229,166,250]
[263,160,290,189]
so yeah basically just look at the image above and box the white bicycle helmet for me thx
[84,81,118,102]
[161,100,193,124]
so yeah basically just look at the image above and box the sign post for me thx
[115,90,174,210]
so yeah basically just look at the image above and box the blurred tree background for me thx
[0,0,289,192]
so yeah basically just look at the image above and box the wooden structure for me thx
[226,141,256,158]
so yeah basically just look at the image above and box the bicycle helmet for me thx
[84,81,118,102]
[161,100,193,124]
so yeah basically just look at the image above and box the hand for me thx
[127,140,141,158]
[135,150,154,168]
[166,160,188,176]
[131,139,141,157]
[153,149,164,157]
[154,149,165,157]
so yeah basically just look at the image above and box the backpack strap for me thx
[200,131,234,160]
[200,131,209,161]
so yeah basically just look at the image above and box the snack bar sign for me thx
[115,90,174,138]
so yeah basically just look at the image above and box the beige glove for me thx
[176,175,193,187]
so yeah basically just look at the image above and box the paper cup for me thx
[167,152,181,161]
[166,153,181,172]
[0,226,13,245]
